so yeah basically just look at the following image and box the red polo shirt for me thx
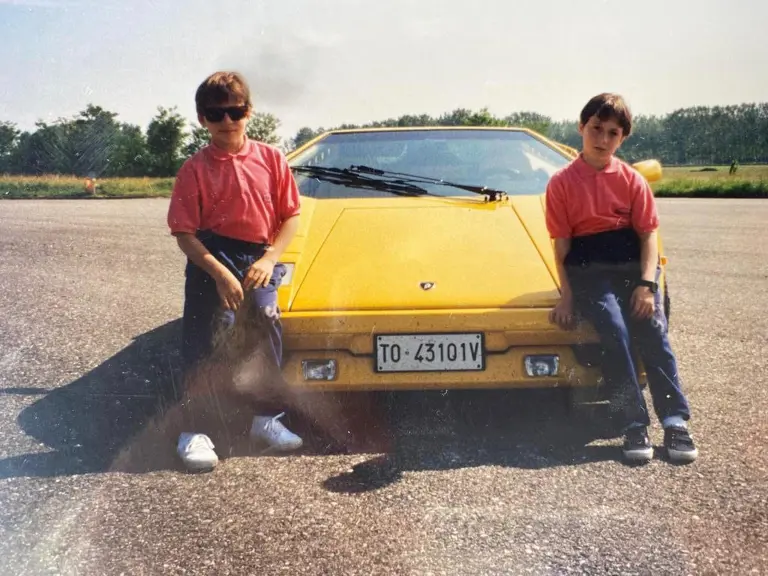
[167,139,301,244]
[545,154,659,239]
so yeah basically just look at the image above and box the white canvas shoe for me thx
[250,412,303,451]
[177,432,219,472]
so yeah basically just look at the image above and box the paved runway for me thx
[0,198,766,575]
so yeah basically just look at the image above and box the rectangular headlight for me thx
[302,359,337,381]
[524,355,559,377]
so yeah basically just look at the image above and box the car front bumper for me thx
[280,308,608,392]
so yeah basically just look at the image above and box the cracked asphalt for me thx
[0,198,766,575]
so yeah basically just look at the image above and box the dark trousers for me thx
[566,228,691,431]
[181,230,286,384]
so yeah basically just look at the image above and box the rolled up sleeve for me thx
[545,176,572,239]
[167,161,200,236]
[630,171,660,233]
[274,151,301,222]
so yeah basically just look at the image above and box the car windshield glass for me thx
[288,129,571,198]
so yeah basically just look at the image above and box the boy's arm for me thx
[630,170,661,319]
[545,176,573,297]
[174,233,244,311]
[638,230,659,283]
[243,215,300,291]
[630,169,660,282]
[553,238,573,301]
[174,232,231,281]
[550,237,576,329]
[265,214,301,263]
[631,230,659,320]
[168,162,244,310]
[545,176,576,329]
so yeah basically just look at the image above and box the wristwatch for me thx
[636,279,659,293]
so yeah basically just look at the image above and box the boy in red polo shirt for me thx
[546,93,698,464]
[167,71,303,471]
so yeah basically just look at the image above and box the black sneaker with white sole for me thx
[622,426,654,462]
[664,426,698,463]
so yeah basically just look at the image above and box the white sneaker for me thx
[177,432,219,472]
[250,412,303,451]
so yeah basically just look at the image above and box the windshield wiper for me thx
[291,165,431,197]
[349,165,508,201]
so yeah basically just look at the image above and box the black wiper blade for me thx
[350,165,508,201]
[291,165,431,197]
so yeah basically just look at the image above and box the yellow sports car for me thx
[275,127,666,395]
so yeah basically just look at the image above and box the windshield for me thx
[288,129,570,198]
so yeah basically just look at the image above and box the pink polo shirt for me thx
[167,139,301,244]
[545,154,659,239]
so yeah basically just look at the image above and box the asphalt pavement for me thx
[0,198,766,575]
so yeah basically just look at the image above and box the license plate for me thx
[374,333,485,373]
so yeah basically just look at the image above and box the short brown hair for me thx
[580,93,632,136]
[195,71,252,115]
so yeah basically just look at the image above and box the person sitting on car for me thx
[545,92,698,464]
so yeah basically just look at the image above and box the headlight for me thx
[302,360,337,381]
[524,355,559,377]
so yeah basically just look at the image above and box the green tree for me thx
[547,120,580,149]
[69,104,122,176]
[108,123,149,177]
[620,115,665,163]
[246,112,281,146]
[7,106,125,176]
[394,114,435,127]
[465,107,506,126]
[11,120,71,175]
[289,127,323,150]
[0,121,20,173]
[504,112,552,135]
[184,125,210,158]
[146,106,186,176]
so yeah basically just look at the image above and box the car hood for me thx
[284,195,560,312]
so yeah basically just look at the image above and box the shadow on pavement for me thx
[1,311,397,478]
[321,389,625,494]
[1,319,185,479]
[2,316,620,481]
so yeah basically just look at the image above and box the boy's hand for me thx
[631,286,655,320]
[243,256,276,291]
[549,296,576,330]
[215,269,244,311]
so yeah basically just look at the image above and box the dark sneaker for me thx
[622,426,653,462]
[664,426,698,463]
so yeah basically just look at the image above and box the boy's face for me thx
[578,115,626,165]
[198,95,251,150]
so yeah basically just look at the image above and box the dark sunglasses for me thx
[202,105,249,123]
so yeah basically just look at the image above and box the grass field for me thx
[1,165,766,199]
[652,164,768,198]
[0,175,174,199]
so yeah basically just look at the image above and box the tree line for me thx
[1,102,766,177]
[0,105,282,178]
[292,104,768,166]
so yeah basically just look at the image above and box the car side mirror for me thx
[632,159,662,183]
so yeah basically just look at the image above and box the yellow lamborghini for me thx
[275,127,666,394]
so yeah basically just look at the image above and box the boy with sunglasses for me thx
[167,71,303,471]
[546,93,698,464]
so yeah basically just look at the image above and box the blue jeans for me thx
[181,230,286,373]
[566,230,691,432]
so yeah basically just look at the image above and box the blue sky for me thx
[1,0,766,140]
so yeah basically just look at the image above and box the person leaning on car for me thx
[166,71,304,472]
[545,92,698,465]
